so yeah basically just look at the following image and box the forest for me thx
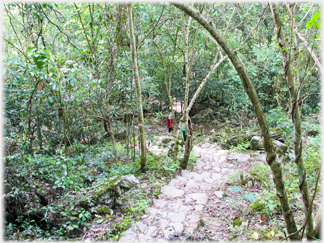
[3,2,322,241]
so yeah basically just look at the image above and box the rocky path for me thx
[119,140,259,242]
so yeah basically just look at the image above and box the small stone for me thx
[191,172,205,182]
[146,207,158,217]
[163,226,175,240]
[154,199,168,209]
[201,142,211,148]
[167,203,181,212]
[135,221,148,233]
[179,205,193,214]
[195,205,204,212]
[247,181,253,188]
[170,223,184,233]
[161,186,184,199]
[119,230,138,242]
[159,218,169,230]
[138,233,152,241]
[147,226,159,237]
[185,193,208,204]
[186,213,200,224]
[214,191,224,198]
[156,209,168,219]
[214,167,221,173]
[168,212,186,223]
[181,170,193,179]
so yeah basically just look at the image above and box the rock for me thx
[273,140,287,155]
[159,218,170,230]
[195,205,204,212]
[147,226,159,237]
[251,136,264,150]
[145,207,158,217]
[247,181,253,188]
[201,142,211,148]
[161,186,184,199]
[138,233,152,241]
[245,130,260,140]
[97,205,111,215]
[270,128,285,142]
[214,191,224,198]
[163,226,175,240]
[119,230,138,242]
[168,212,186,223]
[224,136,238,148]
[118,174,140,189]
[154,199,168,209]
[135,221,148,233]
[227,152,250,163]
[170,223,184,233]
[185,193,208,204]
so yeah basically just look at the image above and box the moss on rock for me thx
[97,205,111,215]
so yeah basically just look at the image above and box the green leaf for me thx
[96,218,105,224]
[245,193,256,202]
[33,55,45,69]
[48,97,55,107]
[40,49,50,58]
[231,186,241,193]
[67,225,74,230]
[67,161,72,169]
[306,11,321,30]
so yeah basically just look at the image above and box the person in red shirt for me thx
[167,113,173,132]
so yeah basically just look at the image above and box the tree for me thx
[127,3,147,172]
[271,3,316,239]
[171,3,299,239]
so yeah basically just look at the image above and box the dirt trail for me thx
[119,137,264,242]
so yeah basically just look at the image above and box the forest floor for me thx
[113,126,320,242]
[81,121,321,242]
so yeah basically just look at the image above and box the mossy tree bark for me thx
[172,3,298,239]
[127,3,147,173]
[271,3,314,239]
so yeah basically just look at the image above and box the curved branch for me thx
[40,5,81,51]
[137,4,165,49]
[4,38,31,63]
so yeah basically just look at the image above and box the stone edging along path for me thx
[119,141,257,242]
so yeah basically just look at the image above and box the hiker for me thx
[167,113,173,132]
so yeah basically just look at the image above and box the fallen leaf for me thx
[267,230,275,237]
[261,214,267,221]
[251,232,259,240]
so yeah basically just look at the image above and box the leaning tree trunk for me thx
[271,3,314,239]
[172,3,298,239]
[128,3,147,172]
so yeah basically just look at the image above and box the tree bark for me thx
[271,3,314,239]
[128,3,147,172]
[172,3,298,239]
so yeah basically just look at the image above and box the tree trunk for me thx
[271,3,314,239]
[128,3,147,173]
[180,118,193,169]
[172,3,298,239]
[314,204,322,239]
